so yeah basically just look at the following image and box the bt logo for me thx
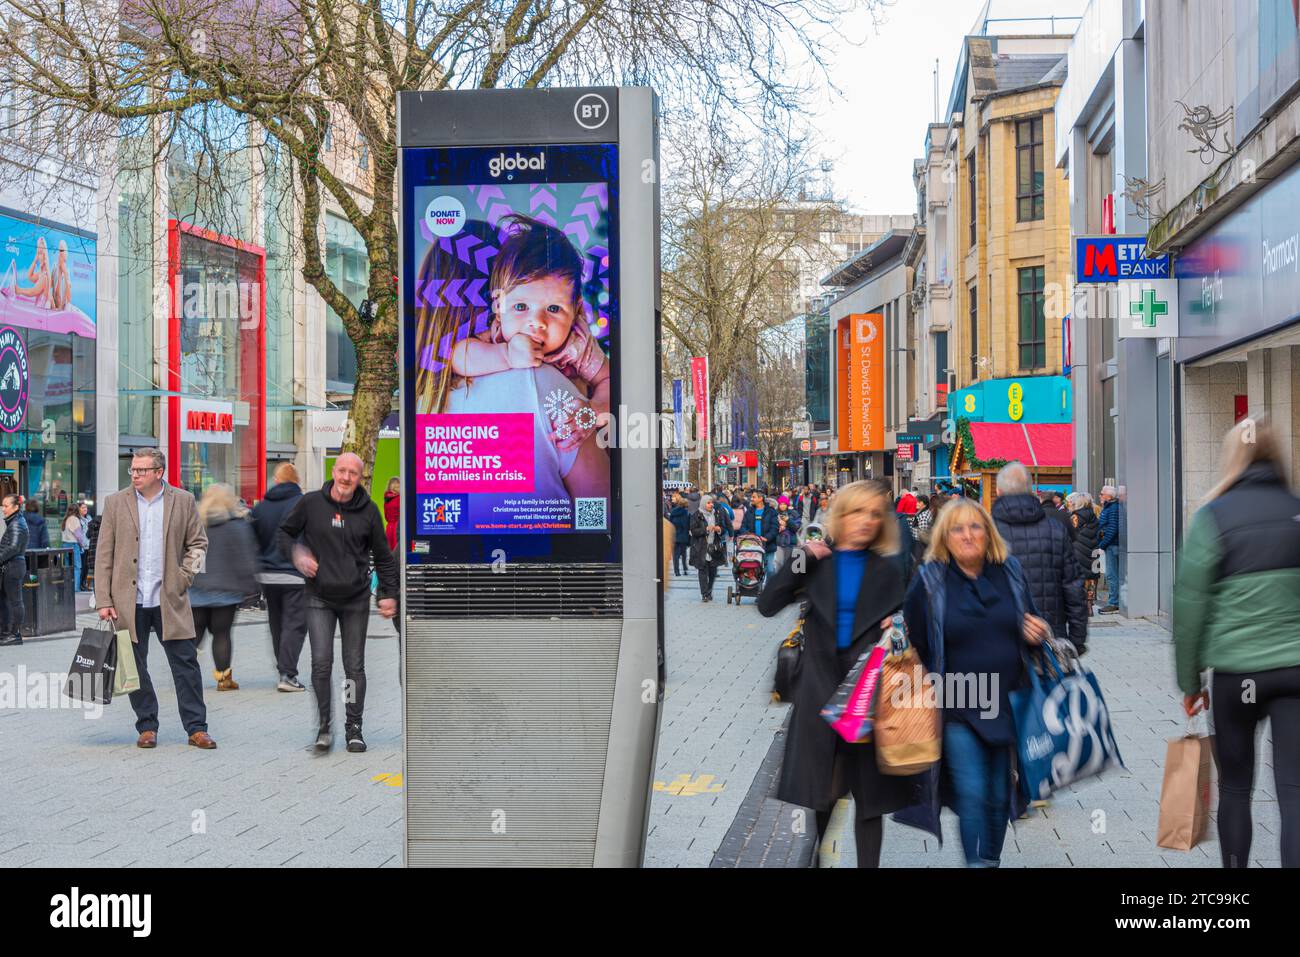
[574,93,610,129]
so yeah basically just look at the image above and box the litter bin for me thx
[21,547,77,637]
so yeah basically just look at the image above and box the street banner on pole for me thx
[690,356,709,443]
[672,378,684,449]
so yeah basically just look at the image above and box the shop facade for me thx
[1175,160,1300,525]
[166,220,266,505]
[824,231,914,495]
[947,374,1074,506]
[0,205,98,515]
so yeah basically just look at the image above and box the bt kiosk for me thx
[397,87,662,866]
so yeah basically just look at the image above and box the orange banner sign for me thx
[847,313,884,451]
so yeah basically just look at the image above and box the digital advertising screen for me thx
[0,210,96,339]
[402,143,620,564]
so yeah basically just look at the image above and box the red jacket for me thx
[384,491,400,552]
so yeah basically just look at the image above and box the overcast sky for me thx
[801,0,1089,215]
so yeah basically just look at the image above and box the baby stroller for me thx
[727,533,768,605]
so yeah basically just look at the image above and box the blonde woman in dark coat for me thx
[758,480,921,867]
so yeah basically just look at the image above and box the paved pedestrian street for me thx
[0,610,405,868]
[0,584,1281,868]
[650,572,1283,869]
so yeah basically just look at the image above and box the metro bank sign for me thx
[1075,236,1172,283]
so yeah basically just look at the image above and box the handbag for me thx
[821,637,889,743]
[1010,638,1124,801]
[113,627,141,697]
[64,620,118,705]
[772,621,803,702]
[874,625,941,775]
[1156,718,1214,850]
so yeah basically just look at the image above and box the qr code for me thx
[574,497,608,531]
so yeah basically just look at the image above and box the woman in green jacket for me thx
[1173,415,1300,868]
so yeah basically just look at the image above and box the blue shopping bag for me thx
[1010,640,1124,802]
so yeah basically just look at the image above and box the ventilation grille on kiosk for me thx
[404,564,623,619]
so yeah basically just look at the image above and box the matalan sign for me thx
[310,410,350,449]
[179,398,234,445]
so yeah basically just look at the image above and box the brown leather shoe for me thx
[136,730,157,749]
[188,731,218,750]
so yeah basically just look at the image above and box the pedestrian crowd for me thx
[0,448,400,756]
[673,418,1295,870]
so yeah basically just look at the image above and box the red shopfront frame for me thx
[166,220,267,504]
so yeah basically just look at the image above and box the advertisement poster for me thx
[0,211,96,339]
[403,144,619,562]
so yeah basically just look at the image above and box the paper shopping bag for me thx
[821,640,887,743]
[113,628,140,696]
[875,644,941,775]
[64,622,117,705]
[1156,731,1214,850]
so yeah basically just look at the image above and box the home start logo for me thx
[488,151,546,178]
[0,326,29,433]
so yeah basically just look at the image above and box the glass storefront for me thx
[805,308,831,431]
[264,140,296,448]
[325,213,366,392]
[170,223,265,503]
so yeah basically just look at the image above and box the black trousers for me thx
[672,542,689,575]
[128,604,207,736]
[305,595,370,729]
[697,561,718,598]
[1212,665,1300,868]
[192,604,238,672]
[264,583,307,678]
[0,559,24,636]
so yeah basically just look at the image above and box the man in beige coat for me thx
[94,448,215,749]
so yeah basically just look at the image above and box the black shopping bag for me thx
[64,622,118,705]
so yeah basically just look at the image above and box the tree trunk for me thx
[344,327,399,489]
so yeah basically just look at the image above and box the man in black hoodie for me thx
[277,453,398,753]
[991,462,1088,653]
[252,462,308,691]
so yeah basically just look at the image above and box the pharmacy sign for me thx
[1118,279,1178,338]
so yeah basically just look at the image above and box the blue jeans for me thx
[943,720,1011,867]
[70,544,82,592]
[763,550,776,579]
[1104,545,1121,604]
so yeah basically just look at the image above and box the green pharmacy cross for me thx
[1129,288,1169,328]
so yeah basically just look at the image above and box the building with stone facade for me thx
[934,24,1078,504]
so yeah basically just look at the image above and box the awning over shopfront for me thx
[966,422,1073,468]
